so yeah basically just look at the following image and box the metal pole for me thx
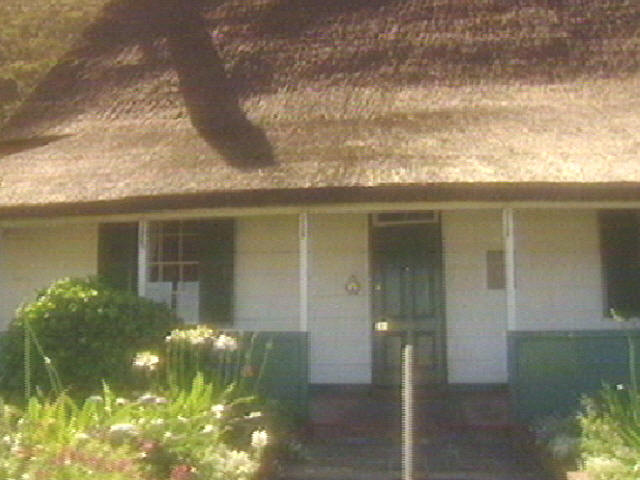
[402,342,414,480]
[298,213,309,332]
[137,220,149,298]
[503,208,517,331]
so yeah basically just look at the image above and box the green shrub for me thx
[579,385,640,479]
[0,277,180,401]
[577,311,640,479]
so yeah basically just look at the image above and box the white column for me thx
[503,208,517,330]
[137,220,149,298]
[299,213,309,332]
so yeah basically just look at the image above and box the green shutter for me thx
[198,219,234,325]
[600,211,640,314]
[98,223,138,292]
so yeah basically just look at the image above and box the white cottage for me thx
[1,0,640,418]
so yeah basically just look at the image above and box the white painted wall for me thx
[515,209,605,330]
[0,224,98,329]
[308,214,371,384]
[234,214,371,383]
[234,216,300,331]
[442,210,508,384]
[0,208,608,386]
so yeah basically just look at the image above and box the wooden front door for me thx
[371,222,445,386]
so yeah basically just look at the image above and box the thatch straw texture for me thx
[1,0,640,215]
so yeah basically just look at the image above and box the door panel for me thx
[372,222,445,386]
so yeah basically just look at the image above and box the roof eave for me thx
[2,182,640,220]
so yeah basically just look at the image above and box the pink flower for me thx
[170,464,196,480]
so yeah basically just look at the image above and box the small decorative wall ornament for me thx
[344,274,362,295]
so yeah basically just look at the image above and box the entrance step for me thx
[280,464,545,480]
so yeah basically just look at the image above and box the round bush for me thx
[0,277,181,400]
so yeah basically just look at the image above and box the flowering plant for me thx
[133,351,160,371]
[0,375,269,480]
[164,327,261,395]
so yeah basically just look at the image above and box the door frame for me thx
[368,212,447,386]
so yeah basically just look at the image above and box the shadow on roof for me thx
[0,135,70,158]
[2,0,275,169]
[165,0,275,169]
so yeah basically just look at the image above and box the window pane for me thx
[183,264,199,281]
[149,234,160,262]
[163,264,180,282]
[149,265,159,282]
[163,235,179,262]
[182,235,199,261]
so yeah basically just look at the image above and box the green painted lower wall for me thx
[247,331,309,420]
[508,330,640,422]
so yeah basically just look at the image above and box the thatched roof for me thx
[2,0,640,217]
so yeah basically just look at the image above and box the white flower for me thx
[165,325,216,345]
[133,351,160,371]
[251,429,269,449]
[610,308,626,322]
[221,449,256,476]
[115,397,128,406]
[138,393,167,404]
[214,334,238,351]
[211,404,225,418]
[87,395,103,403]
[43,356,52,365]
[138,393,156,403]
[109,423,138,435]
[202,424,214,434]
[617,384,625,390]
[246,411,262,419]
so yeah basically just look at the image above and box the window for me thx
[148,220,200,316]
[372,211,439,226]
[600,210,640,315]
[98,219,234,325]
